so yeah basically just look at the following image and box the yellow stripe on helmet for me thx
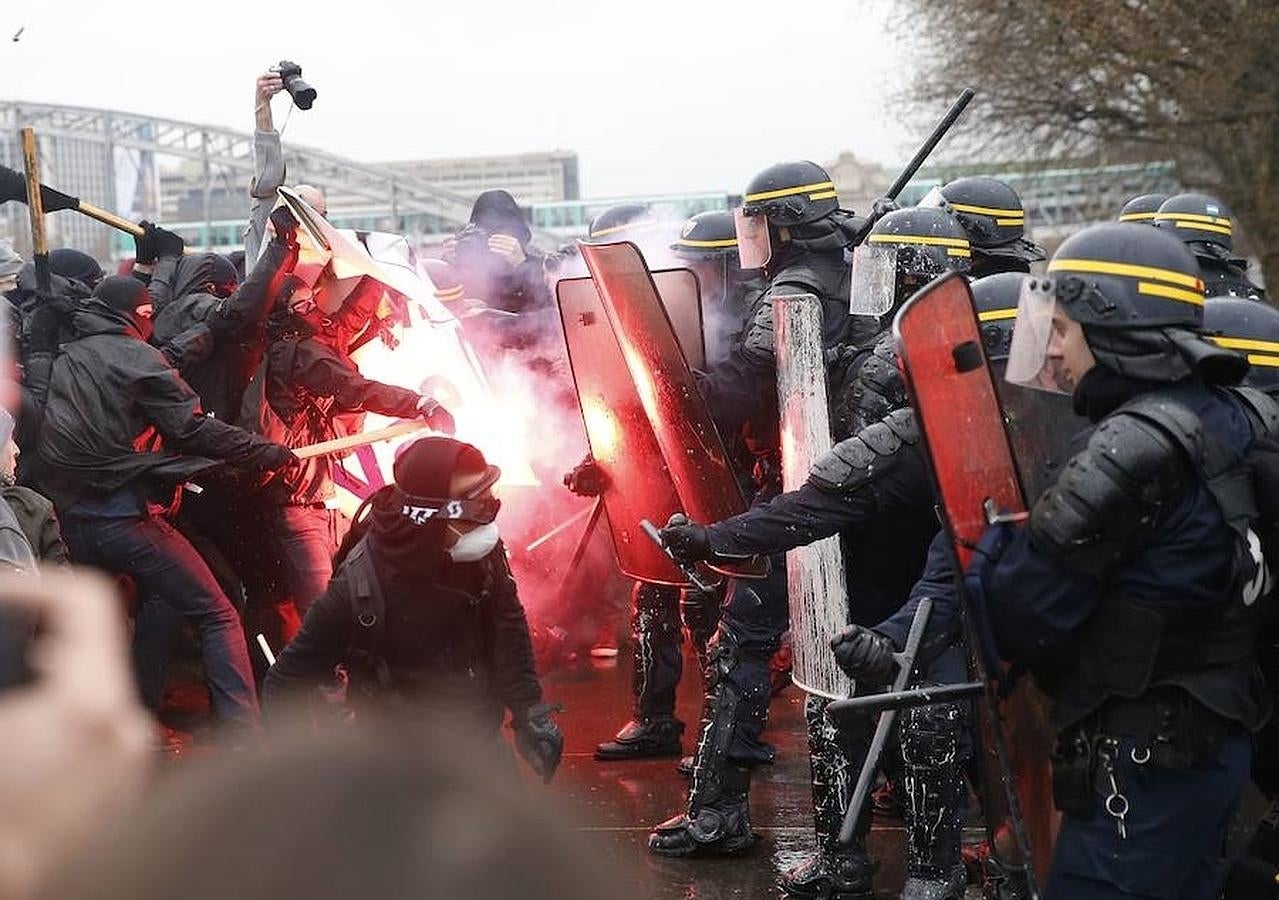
[744,180,837,203]
[868,233,971,250]
[1048,257,1204,290]
[978,308,1018,322]
[1154,211,1232,227]
[1161,219,1233,236]
[1210,336,1279,354]
[948,202,1024,219]
[436,287,464,302]
[1137,281,1206,306]
[1118,211,1160,223]
[948,248,972,258]
[590,218,658,238]
[807,190,839,201]
[677,237,738,248]
[1246,353,1279,368]
[995,218,1024,226]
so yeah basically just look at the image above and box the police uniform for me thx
[1154,193,1266,301]
[971,222,1275,900]
[919,176,1045,278]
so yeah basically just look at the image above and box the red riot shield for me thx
[557,277,687,585]
[579,242,750,556]
[894,272,1056,878]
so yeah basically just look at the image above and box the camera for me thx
[452,223,492,265]
[276,60,317,110]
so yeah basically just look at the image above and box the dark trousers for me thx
[62,510,260,730]
[1046,733,1250,900]
[274,505,339,617]
[632,582,722,721]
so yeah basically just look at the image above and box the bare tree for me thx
[897,0,1279,287]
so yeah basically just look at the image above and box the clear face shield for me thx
[849,242,899,316]
[733,207,772,270]
[916,185,948,211]
[1004,277,1075,394]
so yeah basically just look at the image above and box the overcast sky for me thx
[3,0,918,199]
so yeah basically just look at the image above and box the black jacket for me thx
[262,538,543,727]
[149,240,297,424]
[243,330,422,505]
[37,302,284,512]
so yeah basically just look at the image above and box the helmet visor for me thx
[1005,277,1070,394]
[849,243,899,316]
[734,207,772,270]
[917,186,948,210]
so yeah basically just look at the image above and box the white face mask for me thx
[446,522,501,563]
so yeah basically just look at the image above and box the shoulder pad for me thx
[829,335,907,438]
[770,262,827,298]
[740,293,775,363]
[1030,404,1194,575]
[1229,386,1279,437]
[809,408,918,492]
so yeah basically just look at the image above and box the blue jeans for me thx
[274,505,338,616]
[62,508,260,731]
[1047,733,1250,900]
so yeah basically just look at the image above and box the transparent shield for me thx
[734,207,772,270]
[557,277,688,585]
[579,242,747,529]
[849,243,899,316]
[1004,279,1065,393]
[651,268,707,371]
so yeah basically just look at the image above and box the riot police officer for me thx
[588,210,766,763]
[649,206,972,890]
[1205,295,1279,395]
[670,209,767,367]
[1154,192,1266,300]
[646,161,866,861]
[917,176,1045,278]
[970,221,1275,899]
[1117,193,1170,225]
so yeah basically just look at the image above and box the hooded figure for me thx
[146,210,301,424]
[262,437,563,780]
[448,189,550,320]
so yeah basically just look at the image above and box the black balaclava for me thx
[170,253,239,304]
[92,275,154,340]
[49,249,104,288]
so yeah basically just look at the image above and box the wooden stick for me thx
[75,200,144,237]
[290,420,430,460]
[19,128,50,294]
[525,502,597,553]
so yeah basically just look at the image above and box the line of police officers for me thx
[567,159,1278,900]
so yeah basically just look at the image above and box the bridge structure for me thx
[0,100,499,260]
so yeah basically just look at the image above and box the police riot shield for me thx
[894,271,1055,879]
[557,276,688,585]
[773,293,853,700]
[579,242,753,565]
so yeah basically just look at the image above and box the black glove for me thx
[269,205,300,246]
[830,625,898,684]
[253,442,297,473]
[870,196,900,220]
[134,221,184,264]
[416,397,456,435]
[659,514,711,566]
[562,456,608,497]
[513,702,564,784]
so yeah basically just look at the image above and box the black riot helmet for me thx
[1154,192,1235,253]
[1117,193,1169,225]
[918,176,1045,272]
[671,210,739,262]
[849,207,971,317]
[1204,295,1279,394]
[1007,222,1245,390]
[971,271,1026,361]
[587,203,656,242]
[740,160,839,226]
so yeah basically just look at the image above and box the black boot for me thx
[648,763,757,856]
[900,697,967,900]
[594,716,684,760]
[780,694,876,899]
